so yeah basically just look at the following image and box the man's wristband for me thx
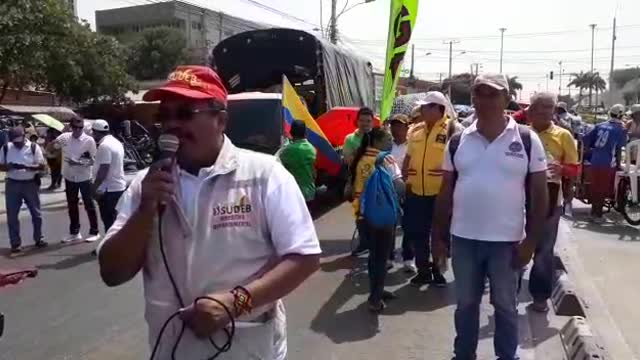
[230,286,253,317]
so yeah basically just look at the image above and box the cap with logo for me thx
[143,65,229,105]
[473,73,510,92]
[92,119,110,132]
[610,104,626,116]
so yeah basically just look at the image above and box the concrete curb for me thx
[555,216,634,359]
[560,316,607,359]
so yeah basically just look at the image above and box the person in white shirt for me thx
[56,117,99,243]
[91,120,126,233]
[96,65,320,360]
[389,114,409,165]
[0,126,47,253]
[431,73,549,360]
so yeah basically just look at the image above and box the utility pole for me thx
[589,23,597,108]
[609,17,617,106]
[471,63,481,76]
[320,0,324,38]
[410,44,415,80]
[558,61,563,95]
[444,40,460,96]
[499,28,507,73]
[329,0,337,44]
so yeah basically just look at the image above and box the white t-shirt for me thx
[94,135,126,192]
[97,137,319,360]
[0,141,45,181]
[442,118,547,242]
[391,141,408,166]
[56,132,97,182]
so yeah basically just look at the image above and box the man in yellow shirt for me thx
[528,92,579,312]
[402,92,462,286]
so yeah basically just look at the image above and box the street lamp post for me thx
[328,0,375,44]
[589,23,597,108]
[499,28,507,73]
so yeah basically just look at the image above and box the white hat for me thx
[610,104,626,116]
[92,119,110,132]
[631,104,640,115]
[473,73,510,92]
[415,91,449,107]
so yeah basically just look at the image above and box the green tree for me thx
[612,67,640,89]
[127,27,187,81]
[507,76,523,98]
[46,21,135,104]
[568,72,589,104]
[0,0,73,102]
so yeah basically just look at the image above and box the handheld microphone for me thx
[156,134,180,214]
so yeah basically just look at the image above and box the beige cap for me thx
[556,102,568,111]
[610,104,626,116]
[473,73,510,92]
[415,91,449,107]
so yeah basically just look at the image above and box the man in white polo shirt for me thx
[431,74,549,360]
[0,126,47,253]
[97,65,321,360]
[56,117,99,243]
[91,119,126,232]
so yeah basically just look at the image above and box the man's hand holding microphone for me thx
[138,134,180,216]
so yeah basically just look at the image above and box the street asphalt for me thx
[1,200,575,360]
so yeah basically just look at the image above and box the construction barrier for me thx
[551,271,587,317]
[560,316,606,359]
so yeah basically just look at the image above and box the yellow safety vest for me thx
[406,117,451,196]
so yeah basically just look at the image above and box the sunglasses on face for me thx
[155,105,223,123]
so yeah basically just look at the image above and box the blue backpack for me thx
[359,152,400,227]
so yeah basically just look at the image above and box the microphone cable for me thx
[149,211,235,360]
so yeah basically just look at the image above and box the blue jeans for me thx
[452,236,520,360]
[5,179,43,247]
[403,194,436,273]
[529,207,562,302]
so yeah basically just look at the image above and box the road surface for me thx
[1,202,570,360]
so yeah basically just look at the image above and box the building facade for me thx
[96,1,265,64]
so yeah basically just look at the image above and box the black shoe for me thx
[351,247,369,257]
[35,240,48,248]
[432,268,447,287]
[382,290,397,301]
[367,299,386,313]
[410,270,433,286]
[10,246,22,254]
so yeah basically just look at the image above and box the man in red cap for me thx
[97,66,321,359]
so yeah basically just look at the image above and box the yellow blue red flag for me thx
[281,76,341,165]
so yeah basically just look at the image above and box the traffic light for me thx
[550,71,554,80]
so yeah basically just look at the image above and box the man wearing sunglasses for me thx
[401,91,462,287]
[96,66,320,360]
[55,117,99,243]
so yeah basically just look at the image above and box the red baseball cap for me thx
[143,65,228,105]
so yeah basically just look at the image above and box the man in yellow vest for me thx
[402,92,462,286]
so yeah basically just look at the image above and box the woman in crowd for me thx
[348,127,404,312]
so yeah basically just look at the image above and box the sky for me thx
[80,0,640,99]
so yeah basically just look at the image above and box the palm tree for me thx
[507,76,523,98]
[568,72,589,105]
[582,72,606,108]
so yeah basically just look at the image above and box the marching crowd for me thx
[4,64,635,360]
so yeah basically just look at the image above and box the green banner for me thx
[381,0,420,120]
